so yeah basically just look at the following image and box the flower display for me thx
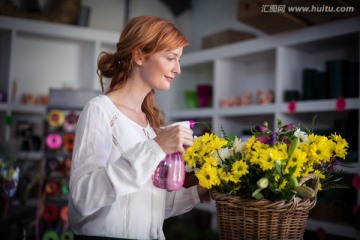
[0,166,19,197]
[0,144,19,198]
[184,119,349,201]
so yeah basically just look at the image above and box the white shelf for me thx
[0,15,118,43]
[16,151,43,161]
[168,108,213,119]
[0,16,118,143]
[0,103,8,111]
[10,103,46,114]
[218,104,276,116]
[279,98,360,113]
[169,98,360,118]
[179,17,360,68]
[166,16,360,240]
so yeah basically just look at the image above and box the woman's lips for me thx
[165,76,173,82]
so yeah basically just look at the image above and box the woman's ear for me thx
[133,49,143,66]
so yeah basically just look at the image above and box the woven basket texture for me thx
[211,174,318,240]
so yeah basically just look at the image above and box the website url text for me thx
[261,5,355,13]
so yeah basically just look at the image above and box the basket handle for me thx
[286,173,319,213]
[298,173,319,194]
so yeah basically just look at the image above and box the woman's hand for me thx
[197,185,210,203]
[154,125,193,154]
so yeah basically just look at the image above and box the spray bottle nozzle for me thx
[170,120,195,129]
[189,120,195,128]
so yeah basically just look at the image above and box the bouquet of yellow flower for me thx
[184,119,349,201]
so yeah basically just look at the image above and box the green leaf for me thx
[289,175,299,187]
[253,192,264,200]
[200,121,214,133]
[251,188,262,197]
[311,115,317,132]
[275,160,283,176]
[288,165,297,175]
[287,137,300,159]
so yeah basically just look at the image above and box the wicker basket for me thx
[211,174,319,240]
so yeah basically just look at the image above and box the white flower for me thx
[294,128,309,143]
[233,137,246,152]
[214,148,232,165]
[185,164,200,173]
[185,164,194,172]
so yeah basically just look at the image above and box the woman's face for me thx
[139,47,183,91]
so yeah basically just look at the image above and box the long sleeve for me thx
[68,95,201,239]
[165,186,201,219]
[69,99,166,216]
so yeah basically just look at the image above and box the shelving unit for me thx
[37,89,99,238]
[167,16,360,239]
[0,16,116,239]
[0,15,117,144]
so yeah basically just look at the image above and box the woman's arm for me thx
[69,102,166,216]
[164,186,209,219]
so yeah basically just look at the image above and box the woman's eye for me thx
[167,58,174,61]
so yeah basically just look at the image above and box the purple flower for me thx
[327,165,335,171]
[282,123,296,131]
[282,137,291,144]
[317,164,323,170]
[331,158,339,166]
[256,135,270,144]
[270,132,277,145]
[327,158,339,171]
[255,125,269,133]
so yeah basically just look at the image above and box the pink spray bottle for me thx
[152,120,195,191]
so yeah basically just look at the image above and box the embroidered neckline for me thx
[143,128,150,139]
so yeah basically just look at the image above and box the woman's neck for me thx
[107,83,149,127]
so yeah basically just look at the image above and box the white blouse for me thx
[68,95,200,239]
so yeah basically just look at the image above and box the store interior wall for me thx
[69,0,266,109]
[80,0,265,52]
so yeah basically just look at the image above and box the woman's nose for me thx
[173,61,181,76]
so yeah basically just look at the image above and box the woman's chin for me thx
[158,84,171,91]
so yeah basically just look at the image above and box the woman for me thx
[68,15,209,239]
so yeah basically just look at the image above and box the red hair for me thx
[97,16,189,133]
